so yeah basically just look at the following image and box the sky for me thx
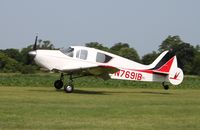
[0,0,200,56]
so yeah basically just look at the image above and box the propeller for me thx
[29,35,38,56]
[33,35,38,50]
[27,33,38,65]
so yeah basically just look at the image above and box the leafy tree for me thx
[110,42,129,54]
[190,46,200,75]
[0,48,22,62]
[109,43,140,62]
[118,47,140,62]
[0,52,21,72]
[20,45,33,65]
[191,51,200,75]
[85,42,109,51]
[159,35,183,52]
[172,43,196,74]
[195,45,200,51]
[142,51,159,65]
[38,39,43,44]
[39,40,55,49]
[0,52,8,70]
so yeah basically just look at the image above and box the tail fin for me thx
[153,56,176,74]
[150,51,184,85]
[147,51,169,68]
[150,50,177,74]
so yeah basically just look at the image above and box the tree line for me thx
[0,35,199,75]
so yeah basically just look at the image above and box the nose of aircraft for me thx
[28,51,37,57]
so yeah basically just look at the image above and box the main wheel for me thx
[54,80,63,89]
[64,84,74,93]
[162,82,169,90]
[164,85,169,90]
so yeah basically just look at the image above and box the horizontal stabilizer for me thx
[152,70,169,75]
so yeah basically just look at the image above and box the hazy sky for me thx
[0,0,199,56]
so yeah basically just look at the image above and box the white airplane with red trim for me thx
[29,36,184,93]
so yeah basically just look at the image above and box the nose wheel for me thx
[64,75,74,93]
[64,84,74,93]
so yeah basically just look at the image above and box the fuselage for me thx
[33,46,157,71]
[29,46,183,85]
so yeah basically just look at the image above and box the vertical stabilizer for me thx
[148,50,169,69]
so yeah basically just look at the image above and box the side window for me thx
[76,50,88,60]
[96,52,112,63]
[80,50,88,60]
[76,50,80,58]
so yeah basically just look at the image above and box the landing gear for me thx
[54,73,75,93]
[64,84,74,93]
[64,75,74,93]
[162,82,169,90]
[54,80,63,89]
[54,73,64,89]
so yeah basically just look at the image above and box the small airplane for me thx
[29,36,184,93]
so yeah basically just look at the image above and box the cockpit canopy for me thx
[60,47,74,57]
[60,46,113,63]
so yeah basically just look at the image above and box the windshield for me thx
[60,47,74,57]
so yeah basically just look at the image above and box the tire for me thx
[54,80,63,89]
[164,85,169,90]
[64,84,74,93]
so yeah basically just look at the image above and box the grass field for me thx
[0,73,200,129]
[0,87,200,130]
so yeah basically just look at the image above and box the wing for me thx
[53,65,119,80]
[87,65,119,79]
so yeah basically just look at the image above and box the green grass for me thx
[0,73,200,129]
[0,87,200,130]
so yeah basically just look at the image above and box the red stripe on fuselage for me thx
[100,65,156,74]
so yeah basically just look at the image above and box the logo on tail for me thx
[170,72,180,80]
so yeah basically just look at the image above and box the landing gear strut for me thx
[162,82,169,90]
[64,75,74,93]
[54,73,74,93]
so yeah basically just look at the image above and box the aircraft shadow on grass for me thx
[28,89,107,95]
[139,91,171,95]
[72,89,172,95]
[73,89,108,95]
[28,89,172,95]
